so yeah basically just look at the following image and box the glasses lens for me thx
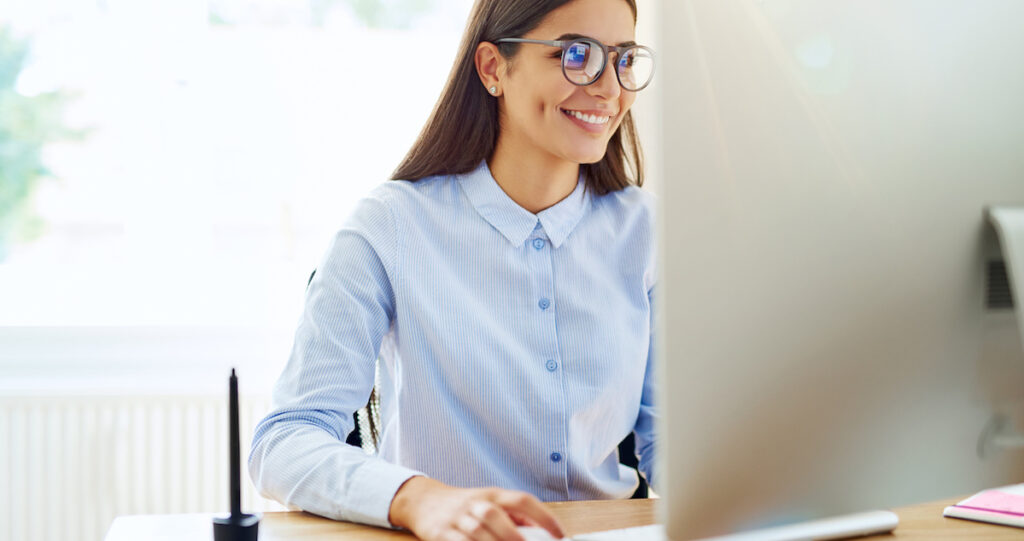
[563,40,605,85]
[617,47,654,90]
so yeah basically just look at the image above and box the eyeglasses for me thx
[494,37,655,92]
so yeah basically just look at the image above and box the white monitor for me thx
[654,1,1024,538]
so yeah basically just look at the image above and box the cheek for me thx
[513,83,567,120]
[508,63,577,119]
[541,79,578,109]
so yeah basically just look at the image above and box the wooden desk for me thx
[104,498,1022,540]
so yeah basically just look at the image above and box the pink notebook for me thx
[943,484,1024,528]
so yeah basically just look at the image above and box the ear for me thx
[475,41,504,96]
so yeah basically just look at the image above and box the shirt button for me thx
[545,359,558,372]
[550,452,562,463]
[538,298,551,310]
[532,238,546,250]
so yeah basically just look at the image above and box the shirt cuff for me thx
[345,459,426,529]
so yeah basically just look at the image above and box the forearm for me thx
[249,420,423,528]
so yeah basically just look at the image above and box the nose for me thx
[585,53,622,100]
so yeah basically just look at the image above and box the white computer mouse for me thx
[517,526,570,541]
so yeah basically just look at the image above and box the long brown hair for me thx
[391,0,643,196]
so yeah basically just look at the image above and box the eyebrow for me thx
[554,33,637,48]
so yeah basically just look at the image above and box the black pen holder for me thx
[213,513,261,541]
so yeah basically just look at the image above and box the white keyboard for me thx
[519,509,897,541]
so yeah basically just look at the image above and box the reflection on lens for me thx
[565,42,588,71]
[564,39,606,85]
[618,47,654,90]
[583,42,604,81]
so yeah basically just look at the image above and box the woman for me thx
[249,1,657,540]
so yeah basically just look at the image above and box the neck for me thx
[488,134,580,215]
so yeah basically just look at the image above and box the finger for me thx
[506,512,540,528]
[457,512,501,541]
[470,500,525,541]
[494,492,565,539]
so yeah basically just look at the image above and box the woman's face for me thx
[499,0,638,165]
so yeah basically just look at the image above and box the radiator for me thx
[0,394,287,541]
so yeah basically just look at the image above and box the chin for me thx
[563,143,610,165]
[569,149,608,165]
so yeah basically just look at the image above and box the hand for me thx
[388,477,566,541]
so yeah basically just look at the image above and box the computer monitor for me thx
[654,0,1024,538]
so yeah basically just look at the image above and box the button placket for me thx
[525,227,566,482]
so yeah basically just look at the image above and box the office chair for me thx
[306,269,648,499]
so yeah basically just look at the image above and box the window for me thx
[0,0,474,388]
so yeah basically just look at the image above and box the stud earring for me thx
[489,86,497,95]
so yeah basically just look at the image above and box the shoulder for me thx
[341,174,453,229]
[590,185,658,290]
[342,174,464,254]
[368,173,462,212]
[607,183,657,209]
[591,184,657,230]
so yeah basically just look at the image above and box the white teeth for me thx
[564,109,610,125]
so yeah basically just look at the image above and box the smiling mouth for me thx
[560,108,612,126]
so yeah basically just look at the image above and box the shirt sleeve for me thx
[248,192,424,528]
[633,286,657,490]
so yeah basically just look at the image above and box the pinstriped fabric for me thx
[249,160,657,528]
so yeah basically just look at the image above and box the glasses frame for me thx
[494,37,655,92]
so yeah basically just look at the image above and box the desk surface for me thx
[105,498,1022,540]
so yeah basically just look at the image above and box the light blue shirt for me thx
[249,161,657,528]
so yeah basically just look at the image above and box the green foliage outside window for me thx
[0,26,81,260]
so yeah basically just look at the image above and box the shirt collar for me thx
[459,161,589,249]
